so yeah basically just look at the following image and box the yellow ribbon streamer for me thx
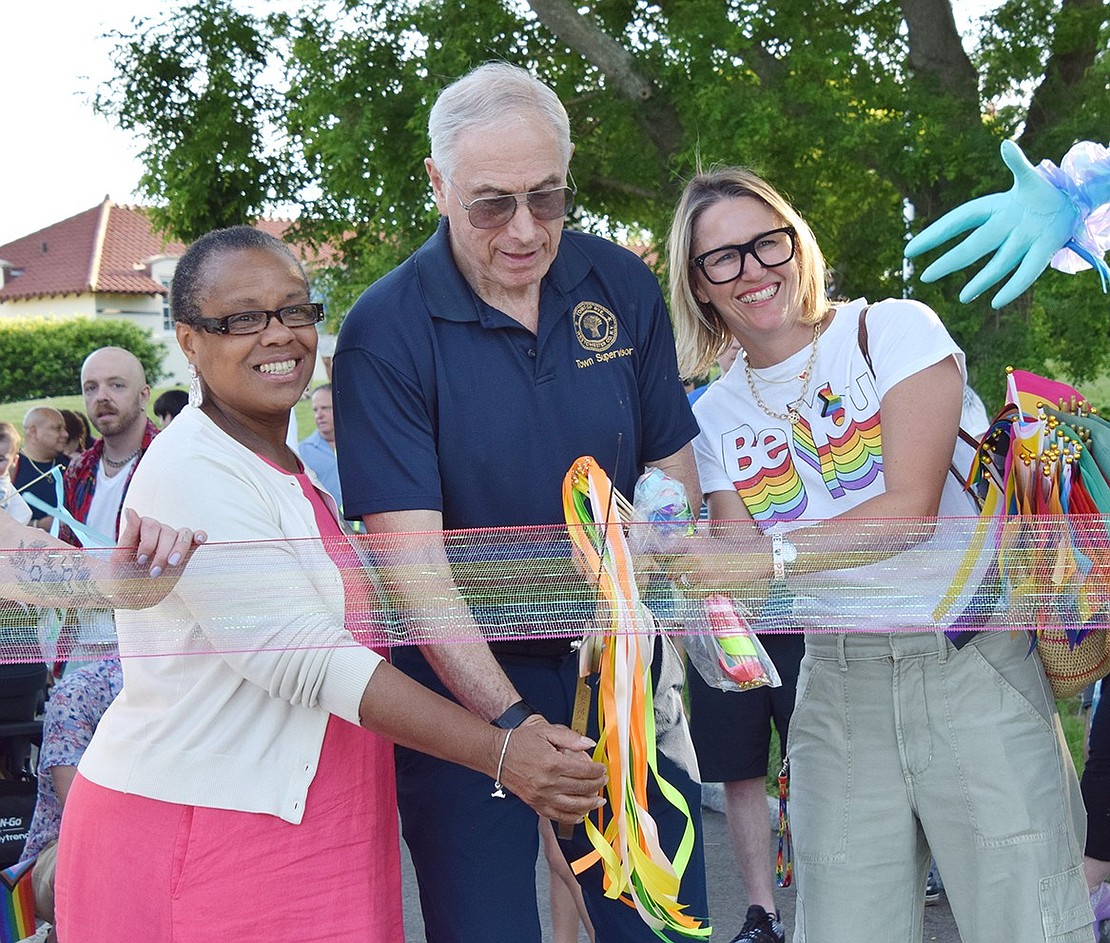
[561,456,710,940]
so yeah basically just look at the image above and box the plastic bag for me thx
[628,467,695,555]
[682,594,781,692]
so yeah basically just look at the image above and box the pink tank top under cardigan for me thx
[56,466,404,942]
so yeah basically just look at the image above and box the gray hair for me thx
[428,63,572,180]
[171,226,307,324]
[22,406,63,433]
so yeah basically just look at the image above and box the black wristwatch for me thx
[492,699,538,729]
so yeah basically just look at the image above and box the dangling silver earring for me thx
[188,363,203,408]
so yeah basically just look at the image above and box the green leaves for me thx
[96,0,300,241]
[0,319,168,402]
[97,0,1109,390]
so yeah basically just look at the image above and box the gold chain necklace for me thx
[22,455,55,475]
[742,321,822,425]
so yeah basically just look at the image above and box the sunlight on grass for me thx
[0,390,317,444]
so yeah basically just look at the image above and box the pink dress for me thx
[56,470,404,942]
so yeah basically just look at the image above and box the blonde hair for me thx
[667,166,828,379]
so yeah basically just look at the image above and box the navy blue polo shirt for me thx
[334,220,697,531]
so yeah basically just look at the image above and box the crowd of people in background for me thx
[0,62,1107,943]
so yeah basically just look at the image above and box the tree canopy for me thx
[97,0,1110,400]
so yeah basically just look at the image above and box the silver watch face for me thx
[781,538,798,565]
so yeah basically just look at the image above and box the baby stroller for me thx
[0,660,48,868]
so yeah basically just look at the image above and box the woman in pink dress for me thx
[55,226,605,943]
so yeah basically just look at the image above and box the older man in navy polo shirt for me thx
[333,63,707,943]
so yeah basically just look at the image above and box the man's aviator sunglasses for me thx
[690,227,796,285]
[452,173,577,230]
[194,302,325,336]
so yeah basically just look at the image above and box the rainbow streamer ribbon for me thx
[702,594,776,689]
[562,456,710,940]
[936,368,1110,658]
[0,859,36,943]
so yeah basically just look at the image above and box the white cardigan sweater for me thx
[79,406,383,824]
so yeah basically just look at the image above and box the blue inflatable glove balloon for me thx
[905,140,1080,309]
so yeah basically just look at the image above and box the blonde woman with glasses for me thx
[667,166,1091,943]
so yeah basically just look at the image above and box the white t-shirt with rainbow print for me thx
[692,297,982,633]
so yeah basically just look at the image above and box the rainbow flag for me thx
[0,859,36,943]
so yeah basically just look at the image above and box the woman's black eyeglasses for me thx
[194,303,325,336]
[690,227,796,285]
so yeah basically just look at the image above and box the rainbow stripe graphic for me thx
[825,410,883,492]
[791,416,845,499]
[725,391,885,522]
[733,431,808,523]
[1,859,36,943]
[791,406,884,499]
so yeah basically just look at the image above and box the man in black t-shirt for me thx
[13,407,68,530]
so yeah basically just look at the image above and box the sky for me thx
[0,2,163,245]
[0,1,998,248]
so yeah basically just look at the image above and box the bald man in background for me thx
[13,406,69,530]
[60,347,159,667]
[62,347,158,546]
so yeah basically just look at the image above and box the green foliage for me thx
[0,319,168,402]
[95,0,303,242]
[96,0,1110,380]
[975,0,1057,100]
[1057,695,1088,777]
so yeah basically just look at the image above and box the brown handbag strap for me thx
[857,304,875,376]
[857,302,980,503]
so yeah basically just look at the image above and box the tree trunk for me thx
[900,0,992,220]
[1021,0,1104,154]
[524,0,686,161]
[900,0,979,102]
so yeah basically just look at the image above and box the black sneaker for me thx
[730,904,785,943]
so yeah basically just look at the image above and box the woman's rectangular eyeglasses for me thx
[690,227,796,285]
[194,302,325,336]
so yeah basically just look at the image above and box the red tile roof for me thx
[96,204,186,295]
[0,200,305,303]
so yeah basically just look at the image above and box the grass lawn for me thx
[1059,692,1091,776]
[1052,365,1110,411]
[0,390,317,444]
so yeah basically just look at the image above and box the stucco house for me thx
[0,199,328,384]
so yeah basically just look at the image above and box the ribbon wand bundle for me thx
[562,456,710,940]
[949,368,1110,697]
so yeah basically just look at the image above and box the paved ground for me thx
[399,793,965,942]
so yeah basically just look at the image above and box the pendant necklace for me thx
[23,455,54,476]
[742,320,823,425]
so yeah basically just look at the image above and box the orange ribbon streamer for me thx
[562,456,710,940]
